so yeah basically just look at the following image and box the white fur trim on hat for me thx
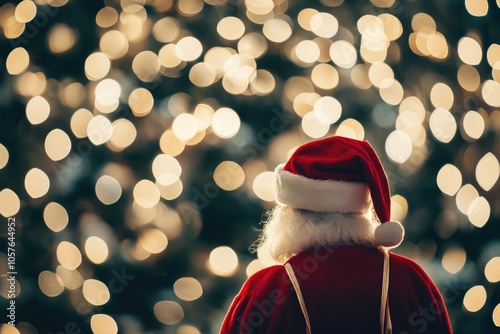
[374,220,404,247]
[274,164,371,213]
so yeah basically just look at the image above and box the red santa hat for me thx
[274,135,404,248]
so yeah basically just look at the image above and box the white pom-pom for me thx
[374,221,404,248]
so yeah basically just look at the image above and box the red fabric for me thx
[283,136,391,223]
[220,246,453,334]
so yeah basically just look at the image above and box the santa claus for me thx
[220,136,453,334]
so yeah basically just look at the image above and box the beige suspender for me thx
[285,262,312,334]
[284,250,392,334]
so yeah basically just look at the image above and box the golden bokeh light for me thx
[189,62,217,88]
[109,118,137,151]
[250,69,276,95]
[100,30,129,59]
[485,257,500,283]
[172,113,198,141]
[208,246,239,277]
[85,236,109,264]
[159,130,185,157]
[214,161,245,191]
[157,179,183,201]
[295,40,320,63]
[153,17,180,43]
[0,144,8,170]
[482,80,500,107]
[15,71,47,97]
[385,130,412,163]
[310,12,338,38]
[25,168,50,198]
[437,164,462,196]
[26,95,50,125]
[159,43,184,70]
[178,325,201,334]
[458,37,483,65]
[83,279,110,306]
[6,47,29,75]
[133,179,160,208]
[310,63,338,90]
[411,12,436,34]
[465,0,489,16]
[379,79,404,105]
[47,24,77,54]
[252,171,275,201]
[87,115,113,145]
[96,6,118,28]
[494,303,500,327]
[95,78,121,112]
[442,245,466,274]
[0,324,20,334]
[132,51,160,82]
[246,259,265,277]
[38,271,64,297]
[467,196,490,228]
[70,108,93,138]
[313,96,341,124]
[152,154,182,186]
[463,285,487,313]
[390,194,408,222]
[455,184,479,215]
[43,202,69,232]
[90,314,118,334]
[176,36,203,61]
[45,129,72,161]
[335,118,365,140]
[462,110,484,140]
[0,188,20,217]
[475,152,499,191]
[329,40,357,68]
[128,87,154,117]
[212,107,241,138]
[262,18,292,43]
[138,228,168,254]
[85,52,111,81]
[173,277,203,301]
[297,8,319,31]
[238,32,268,59]
[457,65,481,92]
[57,241,82,270]
[56,265,83,290]
[430,82,454,110]
[177,0,204,16]
[302,111,330,137]
[15,0,36,23]
[217,16,245,40]
[368,62,393,88]
[351,64,372,89]
[95,175,122,205]
[429,108,456,143]
[154,301,184,325]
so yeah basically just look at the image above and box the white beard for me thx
[253,205,379,266]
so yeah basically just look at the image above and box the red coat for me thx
[220,245,452,334]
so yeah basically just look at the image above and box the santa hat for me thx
[274,136,404,248]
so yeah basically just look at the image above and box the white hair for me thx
[253,206,379,265]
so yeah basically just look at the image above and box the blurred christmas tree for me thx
[0,0,499,333]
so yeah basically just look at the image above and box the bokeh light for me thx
[209,246,238,277]
[1,0,499,332]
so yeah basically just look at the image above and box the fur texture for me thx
[275,164,371,213]
[254,206,379,265]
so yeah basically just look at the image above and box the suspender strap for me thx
[380,250,392,334]
[284,250,392,334]
[285,263,312,334]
